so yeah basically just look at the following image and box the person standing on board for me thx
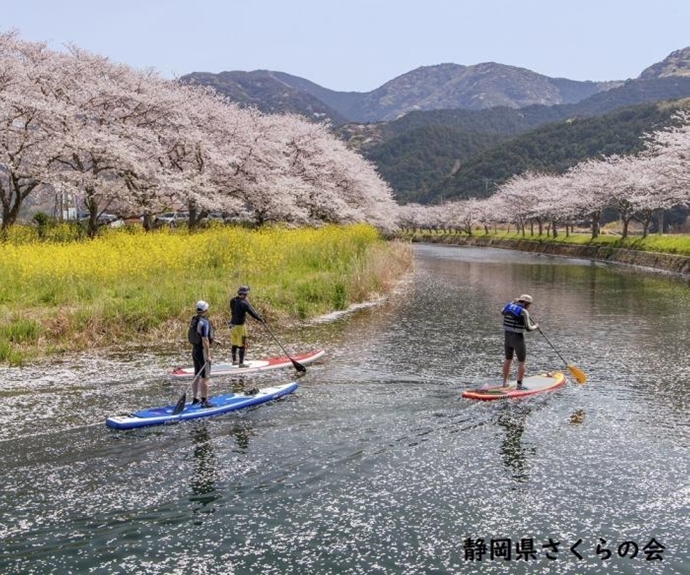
[501,294,539,389]
[228,286,264,367]
[189,300,214,407]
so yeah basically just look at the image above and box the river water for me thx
[1,244,688,575]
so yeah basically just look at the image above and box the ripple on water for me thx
[2,246,689,574]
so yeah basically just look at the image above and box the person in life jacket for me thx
[228,286,264,367]
[501,294,539,389]
[189,300,214,407]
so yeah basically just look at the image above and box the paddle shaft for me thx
[537,328,569,365]
[261,322,307,373]
[172,359,209,415]
[537,328,587,384]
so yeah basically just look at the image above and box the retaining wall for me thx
[412,234,690,276]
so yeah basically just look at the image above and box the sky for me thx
[4,0,690,92]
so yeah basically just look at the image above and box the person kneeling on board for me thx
[501,294,539,390]
[188,300,214,407]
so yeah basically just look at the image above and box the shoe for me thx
[191,398,200,405]
[516,384,525,390]
[238,363,250,368]
[246,387,260,396]
[200,400,213,408]
[232,361,239,365]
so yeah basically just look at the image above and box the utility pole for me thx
[59,190,77,220]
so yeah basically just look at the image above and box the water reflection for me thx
[495,404,535,482]
[228,422,252,451]
[189,423,218,504]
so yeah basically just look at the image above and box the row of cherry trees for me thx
[399,111,690,238]
[0,32,399,236]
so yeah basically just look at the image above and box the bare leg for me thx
[502,358,512,385]
[517,361,526,383]
[200,378,209,400]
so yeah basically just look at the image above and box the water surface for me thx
[1,244,688,574]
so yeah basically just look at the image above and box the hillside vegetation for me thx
[437,103,684,202]
[365,101,686,204]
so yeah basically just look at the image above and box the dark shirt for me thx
[229,296,262,325]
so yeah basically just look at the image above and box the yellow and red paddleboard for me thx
[462,371,566,401]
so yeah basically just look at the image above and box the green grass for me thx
[404,228,690,257]
[0,224,412,363]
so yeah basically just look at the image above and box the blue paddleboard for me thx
[106,381,298,429]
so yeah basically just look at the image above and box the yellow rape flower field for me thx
[0,223,412,365]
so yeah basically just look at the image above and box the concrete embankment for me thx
[411,234,690,276]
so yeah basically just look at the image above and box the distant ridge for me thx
[181,48,690,206]
[639,47,690,79]
[182,70,350,125]
[182,62,620,124]
[181,47,690,126]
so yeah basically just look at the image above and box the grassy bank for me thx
[403,229,690,257]
[0,223,412,365]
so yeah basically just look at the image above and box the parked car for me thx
[97,213,119,225]
[154,211,189,226]
[196,211,226,226]
[77,211,120,225]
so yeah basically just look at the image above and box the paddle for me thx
[537,328,587,384]
[261,322,307,374]
[172,360,209,415]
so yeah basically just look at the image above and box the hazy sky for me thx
[4,0,690,92]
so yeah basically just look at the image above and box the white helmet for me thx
[518,294,533,303]
[196,300,209,312]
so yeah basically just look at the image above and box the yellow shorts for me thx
[230,324,248,347]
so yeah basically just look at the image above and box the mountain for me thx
[181,48,690,205]
[328,63,615,122]
[639,47,690,79]
[349,76,690,151]
[435,102,687,203]
[361,88,690,204]
[181,63,618,125]
[181,49,690,126]
[182,70,350,125]
[364,125,507,204]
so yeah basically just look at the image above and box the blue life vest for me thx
[502,302,526,332]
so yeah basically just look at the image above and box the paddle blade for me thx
[172,392,187,415]
[568,365,587,384]
[292,359,307,374]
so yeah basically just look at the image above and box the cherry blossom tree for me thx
[641,111,690,234]
[0,33,66,231]
[491,171,549,236]
[0,33,400,237]
[34,46,181,236]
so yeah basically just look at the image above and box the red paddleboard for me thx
[170,349,325,379]
[462,371,566,401]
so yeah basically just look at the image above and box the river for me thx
[1,243,688,575]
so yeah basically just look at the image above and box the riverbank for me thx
[0,224,413,365]
[407,232,690,276]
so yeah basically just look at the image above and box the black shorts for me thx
[192,345,210,378]
[504,331,527,362]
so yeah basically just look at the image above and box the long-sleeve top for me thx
[229,296,263,325]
